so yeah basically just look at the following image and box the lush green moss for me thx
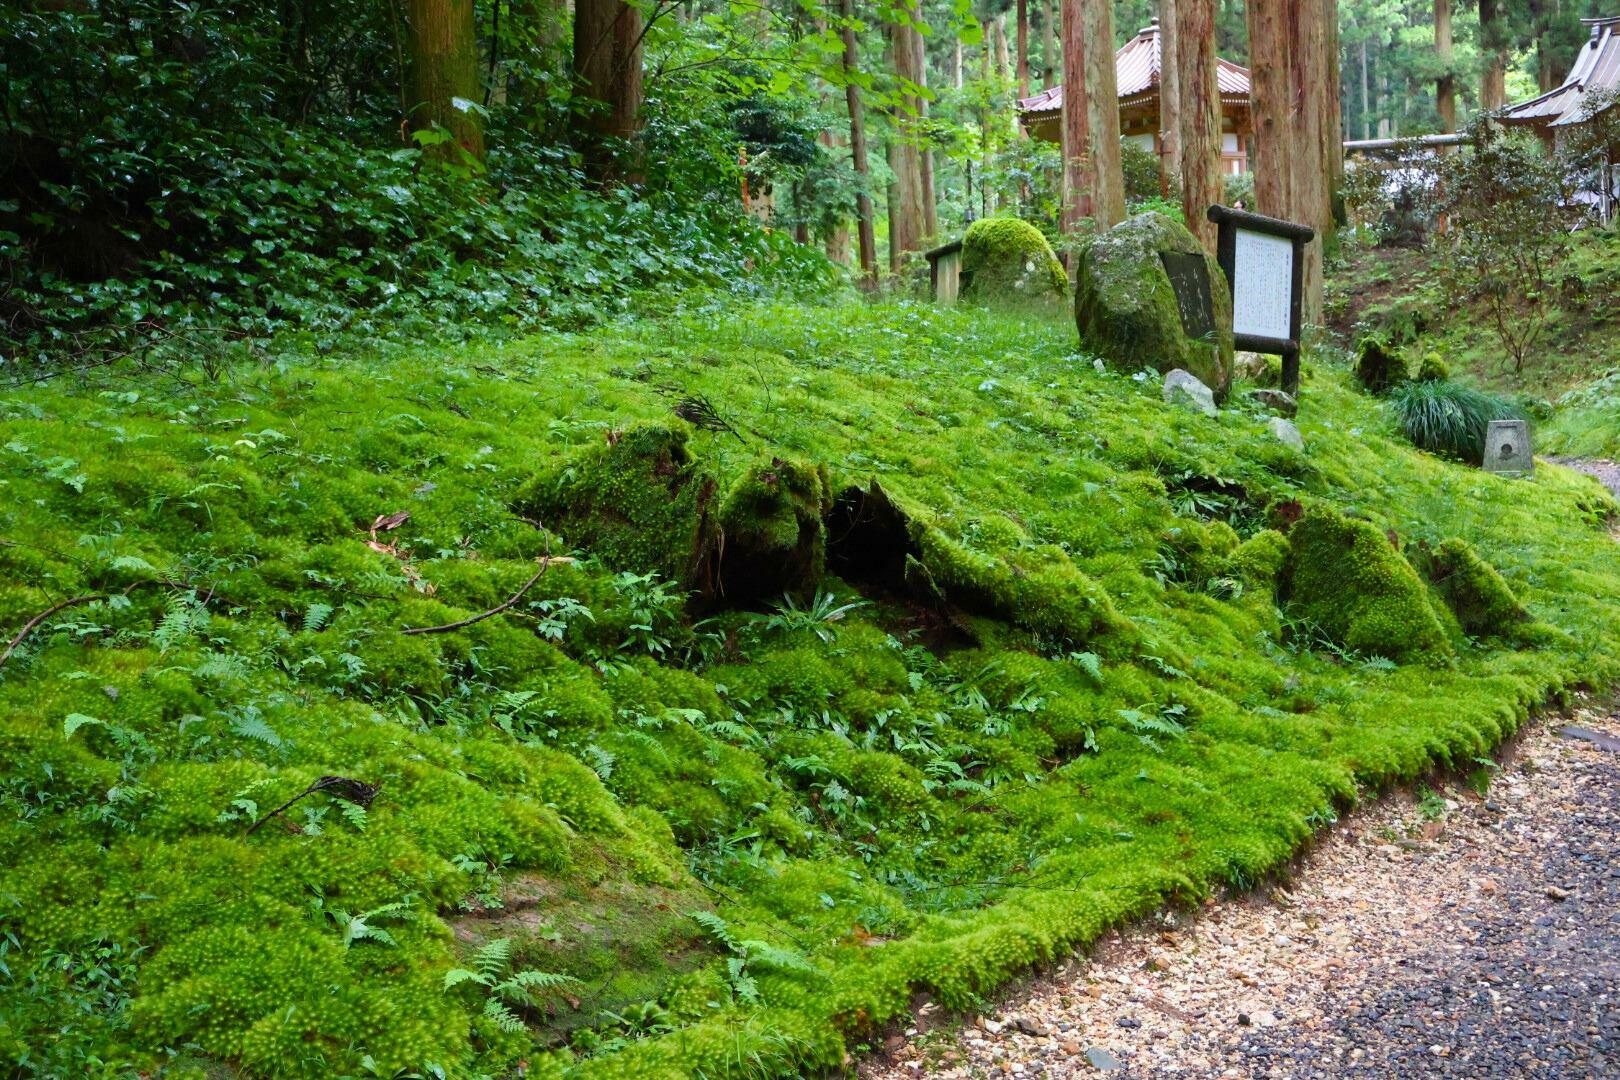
[960,216,1069,303]
[513,422,717,591]
[1415,537,1530,640]
[1,300,1617,1079]
[1284,505,1451,665]
[716,457,832,601]
[1416,353,1450,382]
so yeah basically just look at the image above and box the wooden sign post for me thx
[1206,205,1314,396]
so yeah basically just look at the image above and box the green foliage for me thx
[1386,379,1523,464]
[1416,353,1450,383]
[443,938,582,1034]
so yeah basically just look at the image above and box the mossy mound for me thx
[513,422,719,594]
[1415,537,1530,640]
[1284,505,1452,665]
[1416,353,1450,383]
[1075,212,1234,397]
[960,216,1069,304]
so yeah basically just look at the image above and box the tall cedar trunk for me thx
[407,0,484,160]
[889,9,928,270]
[573,0,643,178]
[1435,0,1456,136]
[1478,0,1507,112]
[1246,0,1293,218]
[1249,0,1335,324]
[1042,0,1057,89]
[913,14,938,239]
[1322,0,1342,228]
[1060,0,1124,233]
[1016,0,1030,94]
[839,0,877,286]
[1159,1,1181,200]
[980,39,993,219]
[1359,38,1371,141]
[1176,0,1221,249]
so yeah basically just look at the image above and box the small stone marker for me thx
[1248,388,1297,417]
[1267,416,1304,450]
[1483,419,1533,476]
[1163,369,1217,417]
[1157,250,1216,339]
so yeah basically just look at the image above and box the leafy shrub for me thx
[1387,380,1524,464]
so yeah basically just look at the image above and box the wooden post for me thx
[1060,0,1125,234]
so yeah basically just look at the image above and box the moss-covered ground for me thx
[3,299,1619,1079]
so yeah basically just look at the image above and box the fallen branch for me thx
[0,581,161,669]
[247,775,382,834]
[400,556,573,636]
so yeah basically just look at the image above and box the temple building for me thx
[1016,19,1253,177]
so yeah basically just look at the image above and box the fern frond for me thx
[474,937,513,978]
[483,997,526,1033]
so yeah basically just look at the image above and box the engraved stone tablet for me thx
[1231,229,1294,341]
[1158,251,1215,339]
[1483,419,1533,476]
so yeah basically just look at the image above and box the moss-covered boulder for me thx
[1414,538,1530,639]
[513,422,719,592]
[1075,212,1234,397]
[717,457,833,603]
[1283,505,1452,665]
[960,216,1069,304]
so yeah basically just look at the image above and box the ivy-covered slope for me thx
[3,301,1618,1079]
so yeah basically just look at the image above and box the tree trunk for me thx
[407,0,484,161]
[1176,0,1221,249]
[1159,0,1182,199]
[1246,0,1292,219]
[1042,0,1057,89]
[1359,38,1371,141]
[912,12,938,239]
[1435,0,1456,136]
[839,0,878,287]
[573,0,643,178]
[1060,0,1125,233]
[889,8,928,270]
[1016,0,1030,94]
[1478,0,1507,112]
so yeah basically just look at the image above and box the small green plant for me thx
[1416,785,1448,822]
[750,590,869,643]
[689,911,819,1005]
[443,938,582,1033]
[1387,380,1523,464]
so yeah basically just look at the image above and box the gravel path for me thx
[860,706,1620,1079]
[1547,456,1620,497]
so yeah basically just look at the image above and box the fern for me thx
[442,936,580,1032]
[226,707,285,749]
[152,592,206,653]
[302,602,333,632]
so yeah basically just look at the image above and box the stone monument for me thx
[1483,420,1533,476]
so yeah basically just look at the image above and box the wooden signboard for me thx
[1206,205,1315,395]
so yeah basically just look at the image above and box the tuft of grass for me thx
[1386,379,1523,464]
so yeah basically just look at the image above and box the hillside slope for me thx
[3,301,1618,1079]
